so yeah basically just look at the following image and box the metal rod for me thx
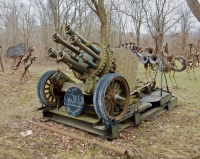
[65,25,100,55]
[29,120,129,157]
[46,48,58,59]
[69,35,101,61]
[52,33,80,55]
[57,51,90,74]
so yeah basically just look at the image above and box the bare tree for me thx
[142,0,182,49]
[85,0,115,45]
[116,0,146,45]
[177,4,194,52]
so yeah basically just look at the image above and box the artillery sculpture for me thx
[37,25,178,139]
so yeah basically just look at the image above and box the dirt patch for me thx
[0,64,200,159]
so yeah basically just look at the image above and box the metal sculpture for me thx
[37,26,178,139]
[187,43,200,67]
[138,34,162,78]
[121,43,159,78]
[5,43,30,75]
[161,43,187,87]
[20,55,37,81]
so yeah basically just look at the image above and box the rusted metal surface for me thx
[36,25,178,139]
[111,48,139,91]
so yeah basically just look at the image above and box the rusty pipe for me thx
[52,33,80,55]
[65,25,87,44]
[65,25,100,55]
[69,35,101,61]
[57,51,90,74]
[46,48,58,59]
[29,120,129,157]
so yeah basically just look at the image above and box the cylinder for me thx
[46,48,58,59]
[65,25,100,55]
[69,35,101,61]
[65,25,87,44]
[52,33,80,55]
[82,57,97,68]
[57,51,90,74]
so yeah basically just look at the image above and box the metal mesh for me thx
[5,43,30,58]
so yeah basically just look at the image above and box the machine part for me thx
[149,54,159,64]
[50,70,75,87]
[111,48,139,91]
[46,48,58,59]
[57,51,91,74]
[69,35,101,61]
[37,70,58,106]
[65,25,100,55]
[52,33,81,55]
[141,55,149,64]
[84,76,97,94]
[94,73,130,121]
[64,87,84,116]
[93,74,112,119]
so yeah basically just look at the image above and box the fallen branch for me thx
[131,143,145,159]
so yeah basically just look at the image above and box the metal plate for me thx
[111,48,139,92]
[64,87,84,116]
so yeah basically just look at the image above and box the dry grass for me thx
[0,62,200,159]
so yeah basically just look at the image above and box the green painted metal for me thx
[37,25,179,139]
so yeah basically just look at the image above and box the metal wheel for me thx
[93,74,113,119]
[37,70,64,106]
[94,73,130,121]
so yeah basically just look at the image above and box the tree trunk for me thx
[100,21,108,45]
[186,0,200,22]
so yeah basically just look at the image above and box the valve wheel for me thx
[94,73,130,121]
[37,70,63,106]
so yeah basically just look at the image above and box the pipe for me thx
[29,120,131,157]
[52,33,80,56]
[57,51,90,74]
[69,35,101,61]
[82,57,97,68]
[65,25,100,55]
[65,25,87,44]
[47,48,58,59]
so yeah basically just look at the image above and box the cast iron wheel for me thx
[98,73,130,121]
[93,74,113,119]
[37,70,63,106]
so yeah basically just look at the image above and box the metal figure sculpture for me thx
[20,55,37,81]
[139,34,163,78]
[161,43,187,87]
[5,43,29,66]
[185,58,196,80]
[5,43,30,75]
[187,43,200,67]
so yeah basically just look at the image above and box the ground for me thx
[0,62,200,159]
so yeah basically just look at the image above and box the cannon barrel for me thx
[52,33,80,55]
[47,48,58,59]
[65,25,100,55]
[69,35,101,61]
[57,51,90,74]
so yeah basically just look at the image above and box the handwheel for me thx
[94,73,130,121]
[37,70,64,106]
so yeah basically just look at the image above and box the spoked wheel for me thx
[93,73,130,121]
[37,70,64,106]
